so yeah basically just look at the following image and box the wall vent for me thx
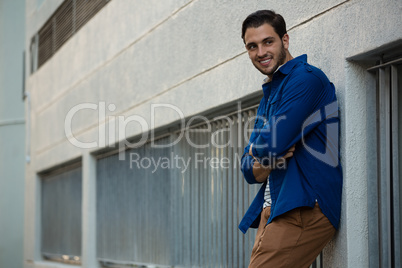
[31,0,111,72]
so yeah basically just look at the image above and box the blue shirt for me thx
[239,55,343,234]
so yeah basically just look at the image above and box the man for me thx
[238,10,343,268]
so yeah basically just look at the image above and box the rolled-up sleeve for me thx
[241,106,266,185]
[241,151,258,184]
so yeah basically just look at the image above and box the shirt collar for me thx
[262,54,308,84]
[262,63,284,84]
[279,54,307,75]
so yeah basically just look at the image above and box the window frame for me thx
[368,57,402,268]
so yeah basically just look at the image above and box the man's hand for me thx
[251,145,296,182]
[275,145,296,167]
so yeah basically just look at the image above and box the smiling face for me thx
[244,23,291,79]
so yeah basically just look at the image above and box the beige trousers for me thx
[248,203,336,268]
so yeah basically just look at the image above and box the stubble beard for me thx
[255,44,287,77]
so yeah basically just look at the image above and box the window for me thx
[96,137,173,265]
[96,105,260,267]
[95,102,323,267]
[41,163,82,264]
[368,56,402,267]
[30,0,112,72]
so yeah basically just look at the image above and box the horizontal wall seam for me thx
[34,0,197,115]
[33,0,349,155]
[288,0,352,32]
[0,118,25,127]
[34,51,246,156]
[34,0,349,116]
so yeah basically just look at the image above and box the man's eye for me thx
[265,41,272,45]
[248,45,256,50]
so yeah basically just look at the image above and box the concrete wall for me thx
[24,0,402,267]
[0,0,26,268]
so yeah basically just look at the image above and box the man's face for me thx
[244,23,289,78]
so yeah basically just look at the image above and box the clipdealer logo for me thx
[64,101,340,168]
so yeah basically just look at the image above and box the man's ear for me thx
[245,45,252,58]
[282,33,290,50]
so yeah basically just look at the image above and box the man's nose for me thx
[257,46,265,57]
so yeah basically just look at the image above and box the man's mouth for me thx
[259,58,272,67]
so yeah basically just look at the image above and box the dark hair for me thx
[241,10,287,42]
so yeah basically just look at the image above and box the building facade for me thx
[23,0,402,267]
[0,0,26,268]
